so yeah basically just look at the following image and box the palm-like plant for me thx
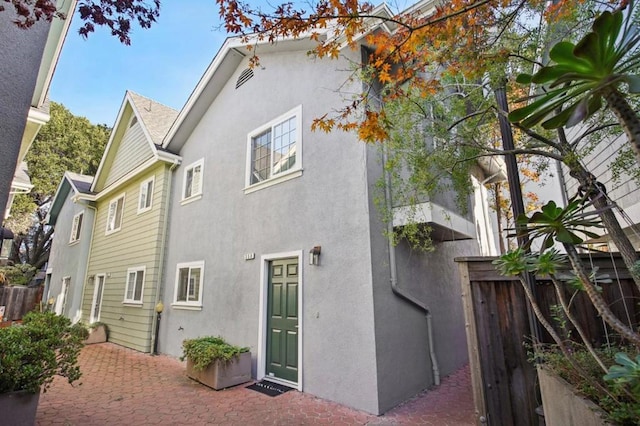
[509,4,640,165]
[511,199,640,347]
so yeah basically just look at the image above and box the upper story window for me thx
[138,176,154,214]
[124,266,145,304]
[181,159,203,204]
[172,261,204,309]
[69,211,84,244]
[106,193,125,234]
[246,105,302,191]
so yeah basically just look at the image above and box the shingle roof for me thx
[128,91,179,145]
[66,172,94,195]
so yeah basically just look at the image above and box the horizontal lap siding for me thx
[83,164,169,352]
[105,122,154,188]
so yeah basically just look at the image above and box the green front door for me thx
[266,258,299,382]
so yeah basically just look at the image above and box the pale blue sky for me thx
[50,1,227,126]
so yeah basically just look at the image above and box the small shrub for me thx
[0,264,36,286]
[181,336,249,371]
[0,311,88,393]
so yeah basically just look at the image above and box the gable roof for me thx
[47,172,94,226]
[128,91,179,145]
[91,91,181,194]
[161,3,395,153]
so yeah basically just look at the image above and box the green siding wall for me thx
[83,163,170,352]
[104,121,154,187]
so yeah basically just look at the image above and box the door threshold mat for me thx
[246,380,294,397]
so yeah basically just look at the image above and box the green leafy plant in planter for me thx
[181,336,249,371]
[0,311,88,393]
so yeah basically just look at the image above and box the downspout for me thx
[151,158,180,354]
[77,198,98,324]
[382,146,440,386]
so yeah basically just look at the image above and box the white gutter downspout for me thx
[151,158,180,354]
[77,198,97,324]
[382,146,440,386]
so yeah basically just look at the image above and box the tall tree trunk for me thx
[603,86,640,167]
[567,163,640,293]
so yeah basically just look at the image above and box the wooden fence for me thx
[457,253,640,426]
[0,286,42,322]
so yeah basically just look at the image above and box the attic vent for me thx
[236,68,254,89]
[129,116,138,128]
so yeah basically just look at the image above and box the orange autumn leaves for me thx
[216,0,581,142]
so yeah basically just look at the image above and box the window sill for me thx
[68,240,80,246]
[171,303,202,311]
[137,207,152,215]
[244,169,303,194]
[180,194,202,206]
[122,301,143,307]
[105,228,122,236]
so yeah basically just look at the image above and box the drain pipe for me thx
[382,147,440,386]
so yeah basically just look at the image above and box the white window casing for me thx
[124,266,145,305]
[69,211,84,244]
[181,159,204,205]
[138,176,154,214]
[245,105,303,193]
[172,261,204,309]
[105,193,125,234]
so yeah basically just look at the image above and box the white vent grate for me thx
[236,68,254,89]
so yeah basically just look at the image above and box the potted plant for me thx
[0,311,87,424]
[181,336,251,390]
[83,322,109,345]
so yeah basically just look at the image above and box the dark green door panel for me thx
[266,258,299,382]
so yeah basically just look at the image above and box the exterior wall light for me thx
[153,301,164,355]
[309,246,321,266]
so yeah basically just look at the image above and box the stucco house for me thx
[152,9,503,416]
[0,0,78,221]
[47,0,505,415]
[45,172,95,321]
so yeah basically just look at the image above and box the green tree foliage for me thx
[5,102,109,270]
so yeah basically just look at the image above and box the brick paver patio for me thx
[36,343,475,425]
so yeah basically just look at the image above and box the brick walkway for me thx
[36,343,475,425]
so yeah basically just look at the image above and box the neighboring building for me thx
[72,91,180,352]
[0,0,78,220]
[45,172,95,321]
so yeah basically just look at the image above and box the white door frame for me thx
[257,250,303,391]
[90,274,106,323]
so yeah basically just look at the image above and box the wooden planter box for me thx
[83,324,107,345]
[538,367,612,426]
[186,352,251,390]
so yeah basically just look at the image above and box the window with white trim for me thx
[182,159,203,202]
[173,261,204,308]
[105,193,125,234]
[247,106,302,187]
[138,177,154,213]
[60,277,71,315]
[124,266,145,304]
[69,211,84,244]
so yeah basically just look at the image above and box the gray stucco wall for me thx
[366,145,481,413]
[0,10,51,218]
[47,190,94,323]
[159,47,381,413]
